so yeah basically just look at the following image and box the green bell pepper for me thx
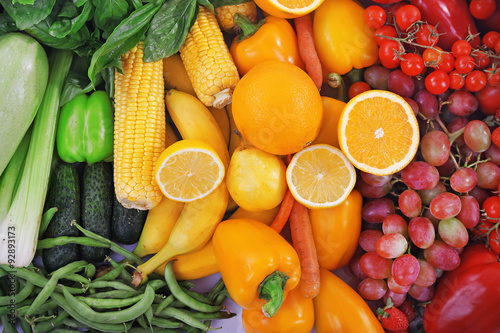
[56,91,113,164]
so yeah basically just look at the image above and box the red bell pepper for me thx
[410,0,481,51]
[423,243,500,333]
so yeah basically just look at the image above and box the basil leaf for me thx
[49,0,93,38]
[24,15,90,49]
[88,0,162,87]
[197,0,213,13]
[143,0,197,63]
[0,0,56,30]
[0,12,17,35]
[93,0,130,37]
[209,0,250,8]
[12,0,36,4]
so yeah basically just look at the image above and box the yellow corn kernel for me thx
[180,6,239,109]
[114,41,166,210]
[215,1,258,34]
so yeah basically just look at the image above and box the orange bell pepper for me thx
[314,268,385,333]
[312,96,346,148]
[242,287,315,333]
[230,13,305,76]
[212,218,301,318]
[313,0,379,76]
[309,189,363,271]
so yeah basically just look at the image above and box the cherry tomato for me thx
[495,39,500,53]
[372,0,403,3]
[414,24,439,47]
[489,230,500,254]
[364,6,387,30]
[483,196,500,223]
[465,70,488,92]
[486,67,500,86]
[348,81,371,99]
[395,5,421,30]
[469,0,497,20]
[401,53,425,76]
[378,40,404,69]
[435,53,455,73]
[455,55,475,74]
[422,47,444,67]
[471,220,495,238]
[425,69,450,95]
[374,25,398,46]
[482,31,500,50]
[452,40,472,58]
[449,71,465,90]
[473,51,491,70]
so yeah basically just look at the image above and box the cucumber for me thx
[42,163,81,273]
[111,196,148,245]
[81,162,113,262]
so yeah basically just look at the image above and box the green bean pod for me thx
[88,280,137,292]
[92,264,125,282]
[0,280,34,305]
[154,294,175,315]
[150,316,184,329]
[77,293,144,309]
[156,306,210,331]
[62,284,155,324]
[86,289,141,299]
[16,299,58,317]
[32,310,71,333]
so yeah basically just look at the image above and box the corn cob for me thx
[215,1,258,34]
[180,6,240,109]
[114,41,166,210]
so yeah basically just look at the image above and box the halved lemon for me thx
[286,144,356,209]
[254,0,325,18]
[154,139,225,202]
[338,90,420,176]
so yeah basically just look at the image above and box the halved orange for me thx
[286,144,356,209]
[154,139,225,202]
[338,90,420,176]
[254,0,325,18]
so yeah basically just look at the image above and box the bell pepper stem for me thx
[327,73,347,102]
[258,271,290,318]
[233,13,265,42]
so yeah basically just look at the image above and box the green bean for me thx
[62,273,90,288]
[0,280,34,305]
[50,292,132,332]
[107,258,134,283]
[147,278,167,291]
[38,206,58,238]
[127,328,180,333]
[149,316,184,329]
[155,306,210,331]
[82,263,96,279]
[187,310,236,321]
[36,236,111,250]
[72,221,145,264]
[136,313,149,330]
[61,317,83,329]
[19,316,32,332]
[163,260,222,313]
[154,294,175,315]
[86,289,141,299]
[32,310,70,333]
[207,278,225,304]
[76,293,144,309]
[88,280,137,292]
[145,305,154,327]
[178,280,196,289]
[184,327,204,333]
[181,286,213,305]
[92,264,125,282]
[16,299,58,317]
[62,284,155,324]
[50,329,81,333]
[26,261,88,316]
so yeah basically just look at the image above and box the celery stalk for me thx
[0,49,73,267]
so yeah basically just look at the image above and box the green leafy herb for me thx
[93,0,131,38]
[0,0,56,30]
[209,0,250,8]
[48,0,93,38]
[143,0,197,62]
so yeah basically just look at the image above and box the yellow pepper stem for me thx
[258,271,289,318]
[233,12,264,42]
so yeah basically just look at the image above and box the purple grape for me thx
[446,90,479,117]
[413,88,439,119]
[401,161,440,190]
[388,70,415,97]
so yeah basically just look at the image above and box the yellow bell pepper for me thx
[212,218,301,318]
[314,268,385,333]
[242,287,314,333]
[313,0,379,76]
[309,189,363,271]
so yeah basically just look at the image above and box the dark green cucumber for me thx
[42,163,81,273]
[81,162,113,262]
[111,195,148,245]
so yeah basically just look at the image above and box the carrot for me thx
[269,189,295,233]
[294,13,323,90]
[289,200,320,298]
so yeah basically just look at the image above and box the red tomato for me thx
[374,25,398,46]
[473,50,491,70]
[414,24,439,47]
[483,196,500,223]
[435,52,455,73]
[487,67,500,86]
[451,40,472,58]
[363,6,387,30]
[422,47,444,67]
[396,5,421,30]
[348,81,371,99]
[469,0,497,20]
[465,70,488,92]
[378,40,404,69]
[425,69,450,95]
[482,31,500,50]
[489,231,500,254]
[401,53,425,76]
[449,71,465,90]
[372,0,403,3]
[455,55,475,74]
[475,84,500,115]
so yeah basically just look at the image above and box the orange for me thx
[232,60,323,156]
[154,139,225,202]
[338,90,420,176]
[254,0,325,18]
[286,144,356,208]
